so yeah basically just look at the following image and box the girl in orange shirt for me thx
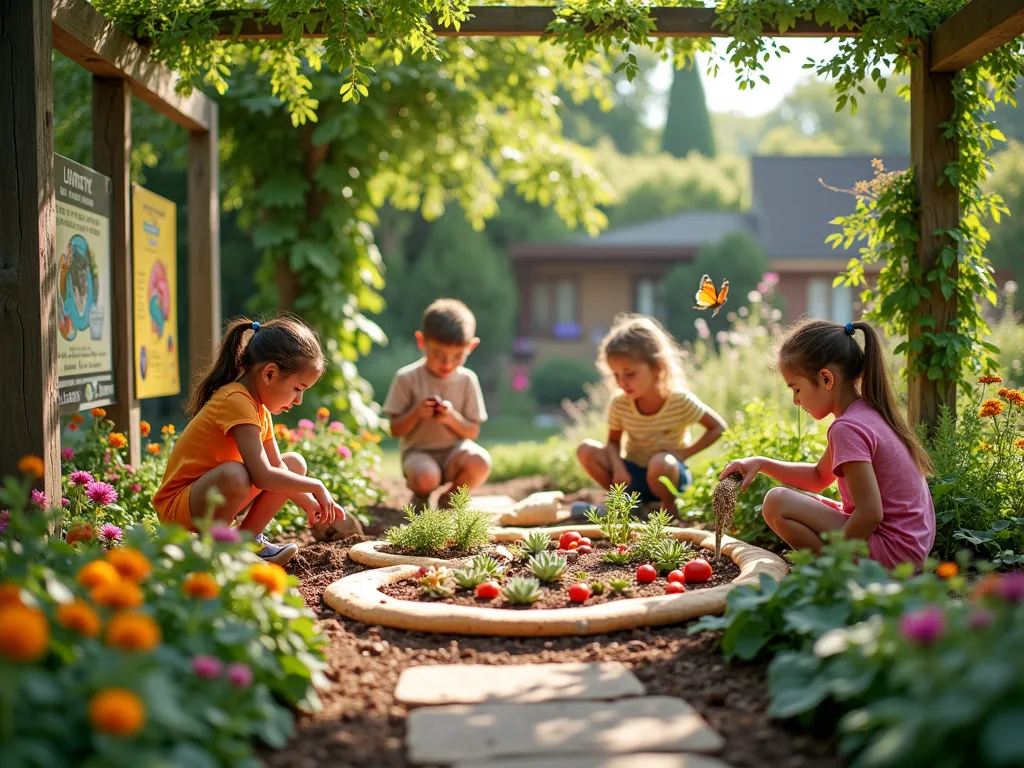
[154,315,343,565]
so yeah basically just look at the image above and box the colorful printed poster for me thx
[132,185,180,399]
[55,155,115,414]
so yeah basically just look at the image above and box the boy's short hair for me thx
[422,299,476,346]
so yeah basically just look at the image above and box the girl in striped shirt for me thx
[577,314,728,511]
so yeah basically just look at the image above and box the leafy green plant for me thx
[574,571,590,582]
[585,483,639,546]
[602,548,631,566]
[528,552,568,584]
[607,578,632,595]
[521,531,552,557]
[629,509,674,564]
[469,554,506,579]
[590,581,606,595]
[452,567,490,590]
[502,577,542,606]
[417,567,456,599]
[653,539,689,574]
[449,486,492,552]
[386,506,455,555]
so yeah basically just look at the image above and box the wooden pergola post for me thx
[189,111,221,385]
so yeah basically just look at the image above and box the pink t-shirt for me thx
[827,399,935,569]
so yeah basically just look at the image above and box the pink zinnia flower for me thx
[124,465,135,475]
[298,419,315,430]
[105,472,120,483]
[329,421,345,434]
[226,662,253,688]
[762,272,780,285]
[969,609,995,630]
[61,448,75,461]
[103,452,110,464]
[131,483,142,493]
[997,573,1024,604]
[0,510,9,534]
[899,606,946,645]
[100,523,123,544]
[69,470,94,487]
[337,445,352,460]
[192,655,223,680]
[62,497,70,507]
[85,481,118,506]
[30,489,50,510]
[211,525,242,544]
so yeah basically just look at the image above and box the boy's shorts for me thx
[402,439,490,482]
[624,459,693,502]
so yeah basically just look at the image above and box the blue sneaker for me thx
[570,501,606,521]
[254,533,299,566]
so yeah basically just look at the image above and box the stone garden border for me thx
[326,526,788,637]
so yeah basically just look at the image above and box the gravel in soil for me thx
[262,477,838,768]
[380,543,741,609]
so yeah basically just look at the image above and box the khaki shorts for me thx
[402,439,490,482]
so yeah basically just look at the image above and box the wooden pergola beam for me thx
[52,0,214,132]
[930,0,1024,72]
[210,6,862,40]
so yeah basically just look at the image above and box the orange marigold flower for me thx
[69,423,79,431]
[978,375,1002,385]
[936,562,959,579]
[0,604,50,662]
[972,573,1003,601]
[140,421,151,437]
[317,406,330,421]
[161,424,175,436]
[106,612,161,652]
[0,583,24,607]
[71,413,85,424]
[1016,439,1024,450]
[92,579,144,611]
[17,455,45,479]
[107,433,128,449]
[249,562,289,595]
[147,443,161,455]
[106,548,151,583]
[57,599,102,637]
[999,388,1024,407]
[91,408,107,418]
[182,572,220,600]
[67,523,95,546]
[980,443,994,452]
[77,560,120,590]
[274,423,290,439]
[980,399,1004,418]
[89,688,146,737]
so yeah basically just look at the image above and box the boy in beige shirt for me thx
[382,299,491,509]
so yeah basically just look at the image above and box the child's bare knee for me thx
[762,486,790,525]
[219,463,252,499]
[281,451,307,476]
[467,450,491,474]
[407,466,441,494]
[577,439,602,464]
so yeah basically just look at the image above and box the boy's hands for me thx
[720,457,764,491]
[418,397,440,420]
[432,398,454,425]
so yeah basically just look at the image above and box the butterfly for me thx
[693,274,729,317]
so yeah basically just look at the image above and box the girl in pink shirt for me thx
[722,319,935,569]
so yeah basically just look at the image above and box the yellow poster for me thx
[132,185,180,398]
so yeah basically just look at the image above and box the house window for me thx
[807,278,856,322]
[807,279,830,319]
[531,278,580,339]
[635,277,664,320]
[831,283,853,324]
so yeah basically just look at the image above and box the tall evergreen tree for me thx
[662,65,716,158]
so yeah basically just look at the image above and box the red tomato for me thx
[667,570,686,585]
[684,559,713,583]
[568,583,591,603]
[559,531,583,550]
[475,581,500,599]
[618,544,628,554]
[577,545,593,555]
[666,582,686,595]
[579,537,592,547]
[636,564,657,584]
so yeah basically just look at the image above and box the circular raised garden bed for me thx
[326,525,787,637]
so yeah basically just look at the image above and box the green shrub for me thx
[585,484,639,546]
[449,487,492,552]
[531,357,600,408]
[384,486,491,555]
[488,437,594,492]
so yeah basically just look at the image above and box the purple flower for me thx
[329,421,345,434]
[100,523,123,544]
[298,419,315,430]
[226,662,253,688]
[211,525,242,544]
[337,445,352,460]
[131,483,142,493]
[969,609,995,630]
[192,655,223,680]
[899,606,946,645]
[62,497,70,507]
[997,573,1024,604]
[85,481,118,506]
[0,510,9,535]
[61,448,75,461]
[69,470,95,487]
[31,489,50,510]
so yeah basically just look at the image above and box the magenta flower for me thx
[124,464,135,475]
[899,606,946,645]
[329,421,345,434]
[337,445,352,460]
[61,448,75,461]
[62,497,70,507]
[997,573,1024,604]
[969,609,995,630]
[226,662,253,688]
[298,419,315,430]
[69,470,95,487]
[131,483,142,493]
[0,510,9,534]
[192,655,223,680]
[762,272,780,285]
[105,472,120,483]
[103,452,110,464]
[211,525,242,544]
[30,489,50,510]
[85,481,118,506]
[100,523,123,544]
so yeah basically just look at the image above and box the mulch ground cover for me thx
[267,476,841,768]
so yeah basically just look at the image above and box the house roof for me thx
[751,154,909,258]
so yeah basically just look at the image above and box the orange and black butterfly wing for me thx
[693,274,718,310]
[711,279,730,317]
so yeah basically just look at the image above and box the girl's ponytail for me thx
[185,318,255,418]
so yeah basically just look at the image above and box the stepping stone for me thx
[407,696,725,765]
[454,755,735,768]
[395,662,645,706]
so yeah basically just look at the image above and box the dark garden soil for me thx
[266,476,841,768]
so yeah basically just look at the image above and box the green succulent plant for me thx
[452,566,489,590]
[502,577,543,605]
[528,551,568,583]
[590,581,606,595]
[607,577,631,594]
[654,539,688,573]
[521,530,551,557]
[470,554,506,579]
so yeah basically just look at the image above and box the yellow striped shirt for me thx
[607,389,708,466]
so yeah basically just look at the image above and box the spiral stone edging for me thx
[327,526,788,637]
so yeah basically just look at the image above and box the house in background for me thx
[509,154,908,363]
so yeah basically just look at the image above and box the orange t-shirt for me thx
[154,383,273,528]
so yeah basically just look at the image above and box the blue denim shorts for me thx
[624,459,693,502]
